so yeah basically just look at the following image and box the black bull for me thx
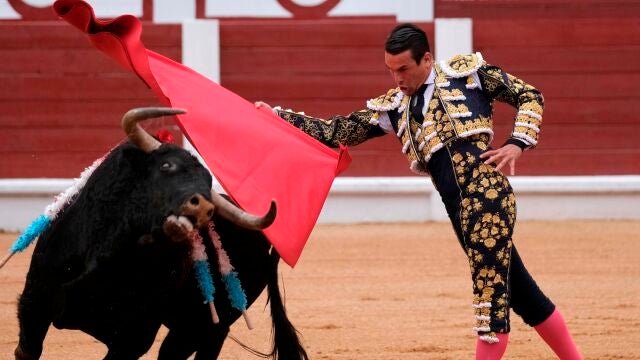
[14,108,308,360]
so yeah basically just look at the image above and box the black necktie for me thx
[410,84,428,123]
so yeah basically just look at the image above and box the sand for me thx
[1,220,638,359]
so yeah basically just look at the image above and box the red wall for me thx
[435,0,640,19]
[220,14,640,176]
[0,22,180,178]
[0,1,638,178]
[219,18,429,177]
[435,0,640,175]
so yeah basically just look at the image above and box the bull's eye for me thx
[160,161,177,172]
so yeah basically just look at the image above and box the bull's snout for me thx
[180,193,215,228]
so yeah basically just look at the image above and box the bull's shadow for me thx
[14,108,308,360]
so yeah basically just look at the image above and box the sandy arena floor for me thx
[1,220,638,359]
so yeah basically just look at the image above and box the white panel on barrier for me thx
[203,0,433,20]
[0,1,20,19]
[435,18,473,61]
[154,0,195,24]
[397,0,433,22]
[2,176,640,229]
[2,0,434,21]
[86,0,142,18]
[20,0,51,6]
[293,0,327,5]
[206,0,290,18]
[329,0,388,16]
[182,19,220,83]
[330,0,433,21]
[181,19,219,176]
[1,0,142,19]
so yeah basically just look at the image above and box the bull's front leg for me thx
[15,278,55,360]
[158,325,230,360]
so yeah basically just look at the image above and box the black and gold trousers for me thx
[427,134,555,343]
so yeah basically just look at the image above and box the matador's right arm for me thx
[274,107,387,148]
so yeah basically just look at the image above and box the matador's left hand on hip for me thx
[479,144,523,176]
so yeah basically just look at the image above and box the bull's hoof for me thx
[15,345,40,360]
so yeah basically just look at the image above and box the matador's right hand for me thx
[255,101,273,112]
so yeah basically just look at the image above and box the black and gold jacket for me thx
[275,53,543,174]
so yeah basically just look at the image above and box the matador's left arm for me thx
[477,64,544,149]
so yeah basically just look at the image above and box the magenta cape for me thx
[53,0,351,267]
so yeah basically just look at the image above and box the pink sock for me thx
[534,309,582,359]
[476,333,509,360]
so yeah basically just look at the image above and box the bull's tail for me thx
[267,249,309,360]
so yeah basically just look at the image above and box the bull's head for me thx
[122,107,276,241]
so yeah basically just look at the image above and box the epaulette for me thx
[366,87,405,112]
[439,52,485,78]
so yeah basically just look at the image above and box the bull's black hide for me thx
[15,142,307,360]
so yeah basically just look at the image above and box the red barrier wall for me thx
[0,1,637,178]
[433,0,640,175]
[219,18,430,177]
[0,23,179,178]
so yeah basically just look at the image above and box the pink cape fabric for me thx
[53,0,351,267]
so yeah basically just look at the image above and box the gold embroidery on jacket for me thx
[366,88,404,112]
[441,53,485,77]
[278,109,379,147]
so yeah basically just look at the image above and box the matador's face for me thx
[384,49,432,96]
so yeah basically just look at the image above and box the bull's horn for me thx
[121,107,186,153]
[210,190,277,230]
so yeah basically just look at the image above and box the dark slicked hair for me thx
[384,23,430,64]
